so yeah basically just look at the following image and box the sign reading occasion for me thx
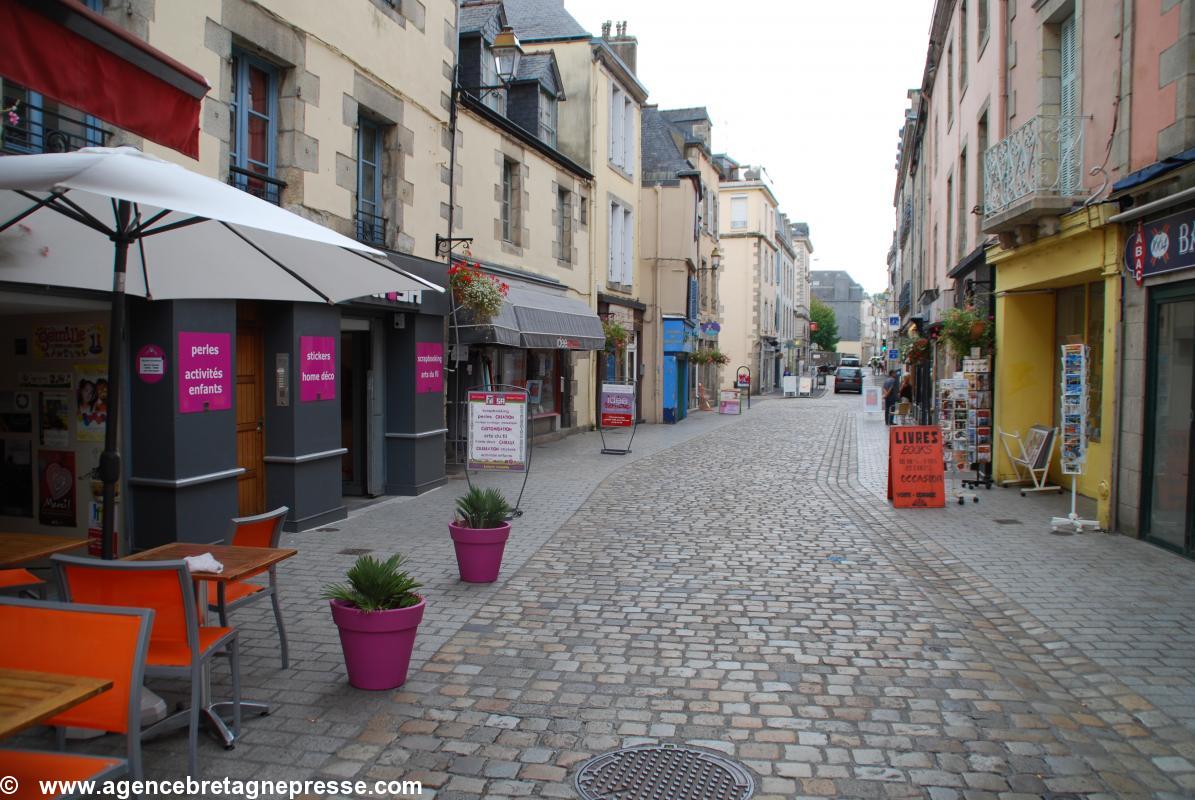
[178,332,231,414]
[467,391,527,471]
[887,426,945,508]
[299,336,336,402]
[600,383,634,428]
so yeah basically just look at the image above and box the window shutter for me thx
[609,203,620,283]
[622,208,634,286]
[1059,15,1079,194]
[623,98,634,172]
[609,85,619,162]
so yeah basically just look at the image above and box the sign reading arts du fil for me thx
[299,336,336,402]
[178,332,232,414]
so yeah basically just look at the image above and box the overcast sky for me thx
[564,0,934,294]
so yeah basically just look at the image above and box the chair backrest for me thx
[0,596,151,736]
[52,555,197,660]
[226,506,288,549]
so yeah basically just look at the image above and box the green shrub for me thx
[454,486,512,528]
[322,554,422,612]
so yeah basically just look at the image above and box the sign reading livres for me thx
[299,336,336,402]
[178,332,231,414]
[600,383,634,428]
[467,391,527,471]
[887,425,945,508]
[415,342,444,394]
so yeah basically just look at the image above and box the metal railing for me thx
[983,114,1085,218]
[355,208,387,246]
[898,281,911,313]
[1,100,108,154]
[228,165,286,206]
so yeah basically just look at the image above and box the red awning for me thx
[0,0,209,159]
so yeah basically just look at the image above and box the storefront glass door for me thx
[1144,290,1195,555]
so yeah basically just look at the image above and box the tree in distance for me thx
[810,297,839,352]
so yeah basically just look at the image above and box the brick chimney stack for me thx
[602,20,637,75]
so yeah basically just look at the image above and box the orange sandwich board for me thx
[887,426,946,508]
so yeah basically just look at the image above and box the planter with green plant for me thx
[322,554,425,690]
[450,486,513,583]
[940,306,992,357]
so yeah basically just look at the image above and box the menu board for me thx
[467,391,527,472]
[1060,344,1088,475]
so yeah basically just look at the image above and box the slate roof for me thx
[459,1,504,40]
[514,52,563,97]
[641,106,695,184]
[791,222,810,239]
[660,107,710,124]
[502,0,590,41]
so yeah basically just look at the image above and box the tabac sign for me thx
[1123,208,1195,281]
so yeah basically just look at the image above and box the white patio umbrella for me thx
[0,146,444,557]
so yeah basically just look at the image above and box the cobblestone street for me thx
[34,384,1195,798]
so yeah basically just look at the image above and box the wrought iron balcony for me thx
[898,281,911,313]
[355,208,387,246]
[982,114,1085,234]
[1,99,108,154]
[228,165,285,206]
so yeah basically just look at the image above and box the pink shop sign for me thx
[178,332,231,414]
[299,336,336,402]
[415,342,443,394]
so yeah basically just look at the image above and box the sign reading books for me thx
[600,383,634,428]
[467,391,527,472]
[299,336,337,402]
[178,332,232,413]
[887,425,946,508]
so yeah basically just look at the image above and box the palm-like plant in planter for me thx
[449,487,513,583]
[322,554,425,690]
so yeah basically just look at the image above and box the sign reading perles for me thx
[299,336,336,402]
[415,342,444,394]
[467,392,527,472]
[178,332,231,414]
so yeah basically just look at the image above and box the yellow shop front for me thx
[990,205,1120,527]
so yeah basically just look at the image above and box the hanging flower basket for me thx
[904,336,932,365]
[449,260,508,322]
[940,306,993,356]
[603,319,630,352]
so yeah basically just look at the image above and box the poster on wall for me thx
[38,449,76,527]
[39,391,70,447]
[0,390,33,433]
[178,332,232,413]
[74,365,107,443]
[415,342,444,394]
[467,391,528,472]
[299,335,336,402]
[0,439,33,518]
[33,323,105,360]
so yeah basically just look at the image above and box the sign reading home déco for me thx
[1123,208,1195,280]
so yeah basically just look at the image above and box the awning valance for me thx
[455,283,603,350]
[0,0,209,158]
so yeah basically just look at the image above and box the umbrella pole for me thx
[100,200,132,559]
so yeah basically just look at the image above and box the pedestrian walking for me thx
[882,370,898,425]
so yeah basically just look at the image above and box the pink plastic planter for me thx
[449,521,511,583]
[329,596,425,690]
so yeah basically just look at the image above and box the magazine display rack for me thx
[998,425,1061,495]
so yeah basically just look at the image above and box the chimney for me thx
[603,19,637,75]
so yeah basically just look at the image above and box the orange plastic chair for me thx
[0,596,153,782]
[0,750,124,799]
[204,506,290,668]
[0,568,44,597]
[52,555,241,777]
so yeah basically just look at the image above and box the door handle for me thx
[256,420,263,432]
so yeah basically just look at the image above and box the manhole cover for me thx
[575,744,754,800]
[337,548,371,555]
[994,519,1021,525]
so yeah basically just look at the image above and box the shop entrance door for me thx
[1143,288,1195,556]
[235,302,266,516]
[340,328,371,496]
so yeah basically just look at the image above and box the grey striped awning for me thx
[456,283,604,351]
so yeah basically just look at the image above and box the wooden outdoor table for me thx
[123,541,297,748]
[0,533,87,567]
[0,668,112,739]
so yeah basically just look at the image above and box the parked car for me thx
[833,366,863,393]
[839,356,861,368]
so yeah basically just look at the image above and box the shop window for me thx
[527,349,558,417]
[556,188,572,262]
[1054,282,1103,442]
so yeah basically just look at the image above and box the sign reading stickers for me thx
[415,342,444,394]
[887,426,945,508]
[178,332,232,414]
[467,392,527,472]
[299,336,336,402]
[600,383,634,428]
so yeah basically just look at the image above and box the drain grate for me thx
[575,744,754,800]
[993,519,1021,525]
[317,527,341,532]
[337,548,372,555]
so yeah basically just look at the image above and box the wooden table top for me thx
[124,543,297,582]
[0,668,112,739]
[0,533,87,567]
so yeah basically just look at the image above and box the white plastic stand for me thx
[1051,475,1099,533]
